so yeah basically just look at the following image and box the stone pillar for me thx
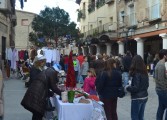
[95,44,100,55]
[135,38,144,58]
[88,46,92,55]
[105,43,111,56]
[117,41,124,55]
[159,33,167,49]
[81,47,85,55]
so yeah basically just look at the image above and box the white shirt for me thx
[45,49,53,63]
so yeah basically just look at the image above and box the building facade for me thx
[0,0,16,60]
[77,0,167,60]
[15,10,36,50]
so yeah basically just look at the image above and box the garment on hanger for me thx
[24,50,29,61]
[45,48,53,63]
[19,50,24,60]
[52,49,57,62]
[11,48,19,70]
[6,48,12,61]
[56,49,60,64]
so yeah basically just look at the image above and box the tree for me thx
[31,7,79,41]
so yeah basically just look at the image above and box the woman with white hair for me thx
[28,54,47,87]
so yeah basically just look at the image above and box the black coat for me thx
[29,66,41,85]
[95,69,122,98]
[21,67,61,115]
[122,55,132,72]
[126,73,149,99]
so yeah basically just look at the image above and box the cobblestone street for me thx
[3,76,164,120]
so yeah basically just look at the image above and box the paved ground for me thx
[3,76,166,120]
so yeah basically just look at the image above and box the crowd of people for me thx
[58,50,167,120]
[0,46,166,120]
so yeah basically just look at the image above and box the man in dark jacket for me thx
[21,65,62,120]
[122,51,132,86]
[154,49,167,120]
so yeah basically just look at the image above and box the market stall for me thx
[54,95,94,120]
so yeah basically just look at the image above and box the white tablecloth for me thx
[54,96,94,120]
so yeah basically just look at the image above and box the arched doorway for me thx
[112,42,118,56]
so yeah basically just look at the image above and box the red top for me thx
[83,77,96,94]
[77,55,84,66]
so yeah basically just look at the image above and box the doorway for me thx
[2,36,6,60]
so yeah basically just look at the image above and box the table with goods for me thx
[53,87,106,120]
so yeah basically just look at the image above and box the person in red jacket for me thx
[83,68,97,95]
[77,53,84,66]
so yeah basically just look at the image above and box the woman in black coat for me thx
[21,59,62,120]
[125,55,149,120]
[95,58,122,120]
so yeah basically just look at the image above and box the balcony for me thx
[82,22,117,38]
[88,3,95,13]
[96,0,105,9]
[0,0,12,14]
[146,3,161,21]
[105,0,114,4]
[77,9,86,22]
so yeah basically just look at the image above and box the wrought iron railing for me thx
[83,22,117,37]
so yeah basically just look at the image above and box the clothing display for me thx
[6,48,19,70]
[42,47,60,64]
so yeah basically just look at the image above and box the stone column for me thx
[95,44,100,55]
[159,33,167,49]
[135,38,144,58]
[88,46,92,55]
[81,47,85,55]
[105,43,111,56]
[117,41,124,55]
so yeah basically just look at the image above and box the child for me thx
[81,56,89,82]
[83,68,97,95]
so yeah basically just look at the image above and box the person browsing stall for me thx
[83,68,96,95]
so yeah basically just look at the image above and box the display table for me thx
[54,96,94,120]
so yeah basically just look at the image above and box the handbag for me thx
[118,87,125,98]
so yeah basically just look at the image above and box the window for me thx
[83,26,85,33]
[128,6,136,26]
[147,0,160,20]
[110,17,113,24]
[21,19,29,26]
[90,24,93,29]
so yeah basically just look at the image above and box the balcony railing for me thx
[82,22,117,37]
[127,13,137,26]
[88,3,95,13]
[146,3,161,20]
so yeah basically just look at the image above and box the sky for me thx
[15,0,79,24]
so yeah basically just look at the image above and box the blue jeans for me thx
[156,89,167,120]
[122,72,129,87]
[131,98,148,120]
[64,64,68,72]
